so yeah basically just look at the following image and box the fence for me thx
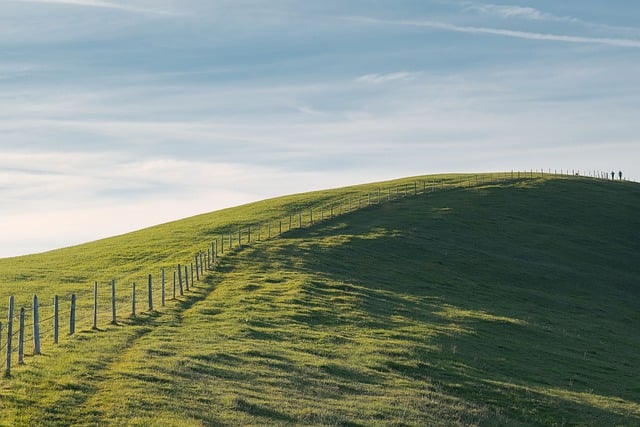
[0,170,625,377]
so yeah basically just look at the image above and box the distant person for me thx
[619,171,623,180]
[611,171,615,180]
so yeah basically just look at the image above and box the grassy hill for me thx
[0,174,639,426]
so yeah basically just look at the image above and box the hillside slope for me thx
[1,175,639,426]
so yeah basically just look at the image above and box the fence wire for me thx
[2,172,602,377]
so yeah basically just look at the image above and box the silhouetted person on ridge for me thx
[619,171,623,180]
[611,171,615,180]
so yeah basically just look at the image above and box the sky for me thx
[1,0,639,258]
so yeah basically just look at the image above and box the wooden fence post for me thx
[6,296,14,376]
[111,280,117,325]
[238,228,241,246]
[200,252,204,276]
[177,264,184,296]
[248,225,251,243]
[92,281,98,329]
[161,268,166,307]
[148,274,153,311]
[221,235,224,253]
[186,265,191,291]
[298,212,302,228]
[53,295,59,344]
[173,270,177,299]
[268,223,271,239]
[131,283,136,317]
[70,294,76,335]
[195,255,200,282]
[229,232,232,250]
[310,208,313,224]
[33,294,41,355]
[18,307,25,365]
[289,215,292,231]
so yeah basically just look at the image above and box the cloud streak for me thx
[349,16,640,48]
[6,0,173,14]
[356,72,421,84]
[466,4,580,24]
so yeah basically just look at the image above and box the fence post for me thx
[90,281,98,330]
[161,268,166,307]
[310,208,313,224]
[6,296,14,376]
[298,212,302,228]
[279,221,282,235]
[238,228,241,246]
[186,265,191,291]
[195,255,200,282]
[212,242,216,264]
[229,232,232,250]
[200,252,204,276]
[111,280,117,325]
[289,215,292,231]
[33,294,41,355]
[248,225,251,243]
[221,235,224,253]
[18,307,25,365]
[70,294,76,335]
[173,270,177,299]
[131,283,136,317]
[53,295,59,344]
[177,264,184,296]
[268,223,271,239]
[148,274,153,311]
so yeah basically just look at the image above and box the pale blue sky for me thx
[1,0,639,257]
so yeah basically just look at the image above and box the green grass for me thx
[0,173,639,426]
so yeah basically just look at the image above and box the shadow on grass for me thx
[252,178,640,425]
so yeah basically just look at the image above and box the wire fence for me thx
[0,170,624,377]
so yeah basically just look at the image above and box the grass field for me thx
[0,173,639,426]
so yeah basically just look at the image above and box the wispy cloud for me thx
[466,4,580,24]
[6,0,173,14]
[356,72,421,84]
[465,3,640,36]
[348,16,640,48]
